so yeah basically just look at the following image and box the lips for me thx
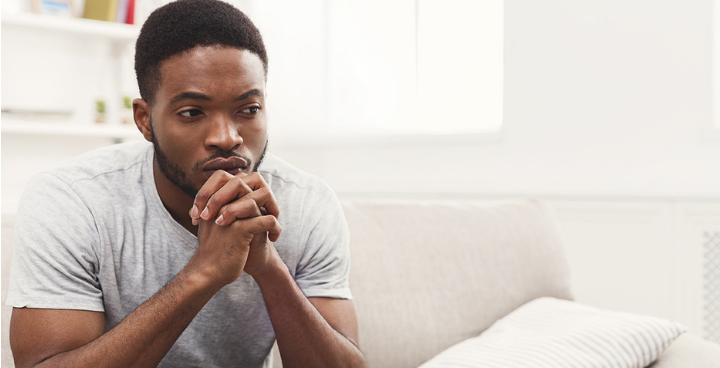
[201,156,249,177]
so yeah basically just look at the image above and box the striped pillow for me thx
[419,297,686,368]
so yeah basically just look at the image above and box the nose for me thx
[204,114,243,151]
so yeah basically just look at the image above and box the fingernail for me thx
[215,214,224,225]
[192,218,198,226]
[190,205,199,219]
[201,207,209,220]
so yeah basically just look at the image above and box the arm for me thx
[255,260,366,368]
[11,171,282,367]
[193,172,367,367]
[11,263,221,368]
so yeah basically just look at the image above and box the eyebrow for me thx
[235,89,263,101]
[169,92,210,104]
[169,89,263,105]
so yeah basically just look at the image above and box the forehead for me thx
[156,46,265,100]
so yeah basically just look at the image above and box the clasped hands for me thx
[187,170,283,286]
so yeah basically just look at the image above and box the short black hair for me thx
[135,0,268,106]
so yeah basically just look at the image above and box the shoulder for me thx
[258,154,344,233]
[258,153,335,198]
[40,141,151,186]
[21,141,152,214]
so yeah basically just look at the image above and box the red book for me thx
[126,0,135,24]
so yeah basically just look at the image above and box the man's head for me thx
[133,0,269,199]
[135,0,268,106]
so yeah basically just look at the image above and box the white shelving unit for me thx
[1,120,142,139]
[1,12,139,43]
[1,12,141,141]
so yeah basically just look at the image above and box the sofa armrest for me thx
[649,333,720,368]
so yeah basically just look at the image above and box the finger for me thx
[215,198,264,226]
[191,170,235,220]
[249,232,269,248]
[214,187,276,226]
[234,215,282,239]
[239,173,280,219]
[201,176,253,221]
[239,187,279,221]
[239,172,267,191]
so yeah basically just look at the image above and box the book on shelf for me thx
[115,0,129,23]
[83,0,118,22]
[126,0,135,24]
[82,0,135,24]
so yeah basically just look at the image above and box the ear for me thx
[133,98,153,142]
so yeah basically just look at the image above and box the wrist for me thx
[251,255,289,286]
[183,255,230,292]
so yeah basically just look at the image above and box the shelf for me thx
[1,12,139,44]
[2,121,142,139]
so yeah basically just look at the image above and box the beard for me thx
[150,120,268,199]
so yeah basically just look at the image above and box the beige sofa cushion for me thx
[418,297,686,368]
[342,199,574,368]
[650,333,720,368]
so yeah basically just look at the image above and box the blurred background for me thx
[2,0,720,348]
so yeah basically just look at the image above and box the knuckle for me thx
[218,205,233,216]
[195,191,210,202]
[252,172,267,183]
[263,215,278,227]
[250,187,270,200]
[238,195,254,206]
[250,201,263,213]
[231,176,250,191]
[207,196,220,209]
[208,170,224,181]
[246,172,268,186]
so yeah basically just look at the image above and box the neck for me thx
[152,156,198,236]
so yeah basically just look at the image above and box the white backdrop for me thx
[2,0,720,340]
[269,0,720,199]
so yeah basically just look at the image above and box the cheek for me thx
[248,121,268,141]
[159,131,199,166]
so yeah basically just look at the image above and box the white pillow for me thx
[419,297,686,368]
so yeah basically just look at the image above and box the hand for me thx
[189,170,283,278]
[192,214,281,286]
[190,172,279,234]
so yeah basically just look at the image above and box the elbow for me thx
[346,348,368,368]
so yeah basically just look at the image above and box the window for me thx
[256,0,504,144]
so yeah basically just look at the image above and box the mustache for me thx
[193,150,252,170]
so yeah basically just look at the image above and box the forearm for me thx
[33,264,221,368]
[254,263,367,368]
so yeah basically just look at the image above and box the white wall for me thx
[261,0,720,339]
[4,0,718,202]
[2,0,720,339]
[269,0,720,199]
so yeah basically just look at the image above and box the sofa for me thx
[276,199,720,367]
[3,199,720,367]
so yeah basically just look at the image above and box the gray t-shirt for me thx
[6,141,352,368]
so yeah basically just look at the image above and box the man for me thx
[6,1,366,367]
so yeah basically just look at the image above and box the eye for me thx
[240,106,261,114]
[178,109,203,118]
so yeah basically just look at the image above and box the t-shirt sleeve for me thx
[294,182,353,300]
[6,172,104,312]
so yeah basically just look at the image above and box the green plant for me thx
[96,100,106,114]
